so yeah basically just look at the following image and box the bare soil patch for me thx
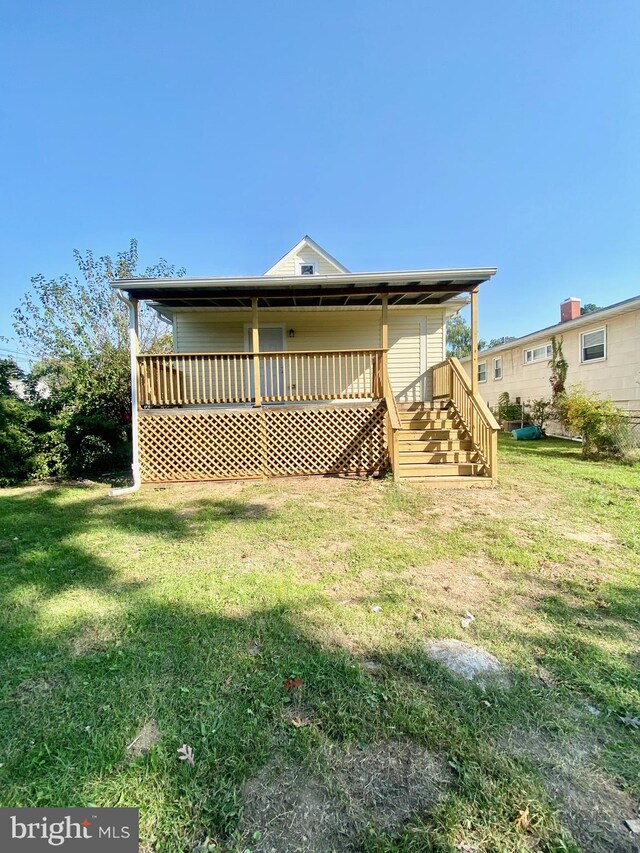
[126,720,162,758]
[69,624,116,657]
[503,727,640,852]
[238,740,451,852]
[12,677,60,705]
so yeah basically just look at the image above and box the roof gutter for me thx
[110,267,497,291]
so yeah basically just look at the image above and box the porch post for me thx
[470,288,478,396]
[380,294,389,396]
[251,297,262,407]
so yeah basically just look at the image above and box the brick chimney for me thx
[560,297,581,323]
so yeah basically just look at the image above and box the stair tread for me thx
[398,451,477,463]
[398,430,466,440]
[398,462,479,476]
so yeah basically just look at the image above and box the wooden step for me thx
[397,450,477,464]
[397,475,493,488]
[398,439,474,452]
[398,401,449,411]
[398,409,453,423]
[399,416,457,429]
[398,462,479,478]
[398,429,466,441]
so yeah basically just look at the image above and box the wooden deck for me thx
[135,351,499,485]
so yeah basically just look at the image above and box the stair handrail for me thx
[449,357,500,431]
[382,368,401,478]
[383,372,402,432]
[432,357,499,481]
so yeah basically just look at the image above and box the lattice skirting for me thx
[138,404,389,483]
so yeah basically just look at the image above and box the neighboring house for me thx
[461,295,640,414]
[112,236,499,487]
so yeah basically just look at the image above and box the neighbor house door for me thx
[247,326,285,400]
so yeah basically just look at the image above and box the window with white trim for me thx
[581,327,606,362]
[478,361,487,383]
[523,342,552,364]
[299,261,316,275]
[493,356,502,380]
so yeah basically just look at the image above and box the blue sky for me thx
[1,0,639,367]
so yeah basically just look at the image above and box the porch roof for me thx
[112,267,497,309]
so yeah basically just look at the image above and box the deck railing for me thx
[432,357,500,482]
[382,366,402,479]
[137,350,385,407]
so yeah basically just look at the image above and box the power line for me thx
[0,347,38,359]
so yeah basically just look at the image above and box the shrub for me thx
[62,413,129,477]
[496,392,525,423]
[526,398,552,432]
[556,387,631,458]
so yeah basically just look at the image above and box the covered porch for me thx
[114,267,498,484]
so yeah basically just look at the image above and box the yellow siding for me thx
[388,315,424,402]
[265,246,344,277]
[173,308,447,401]
[463,306,640,411]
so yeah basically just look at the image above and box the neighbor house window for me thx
[581,327,606,362]
[299,262,316,275]
[493,357,502,380]
[478,362,487,383]
[523,342,552,364]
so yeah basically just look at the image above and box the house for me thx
[112,237,499,488]
[461,295,640,418]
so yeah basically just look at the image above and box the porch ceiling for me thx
[112,267,497,309]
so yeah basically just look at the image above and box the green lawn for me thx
[1,436,639,852]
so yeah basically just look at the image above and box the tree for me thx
[484,336,516,349]
[446,315,485,358]
[11,240,185,478]
[580,303,601,315]
[14,239,183,362]
[0,358,50,484]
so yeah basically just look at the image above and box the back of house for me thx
[113,237,500,485]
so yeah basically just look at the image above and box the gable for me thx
[264,236,349,277]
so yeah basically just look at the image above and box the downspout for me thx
[110,289,142,496]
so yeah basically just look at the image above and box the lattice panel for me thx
[138,405,388,483]
[264,406,387,476]
[139,410,265,482]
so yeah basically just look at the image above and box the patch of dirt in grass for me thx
[504,726,640,852]
[403,557,497,612]
[238,740,451,852]
[12,677,60,705]
[126,720,162,758]
[69,625,116,657]
[564,529,618,546]
[331,741,451,832]
[239,756,354,852]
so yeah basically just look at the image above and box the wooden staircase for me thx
[395,401,486,481]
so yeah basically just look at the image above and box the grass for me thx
[0,435,638,851]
